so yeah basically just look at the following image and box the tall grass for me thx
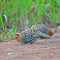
[0,0,60,39]
[0,14,4,31]
[0,0,59,25]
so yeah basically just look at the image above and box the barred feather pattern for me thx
[14,24,55,44]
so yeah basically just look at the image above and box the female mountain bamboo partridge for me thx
[13,24,55,44]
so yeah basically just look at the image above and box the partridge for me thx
[13,24,55,44]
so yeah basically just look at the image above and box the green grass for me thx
[0,14,5,31]
[0,0,60,40]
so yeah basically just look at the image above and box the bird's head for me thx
[13,33,23,42]
[48,29,55,36]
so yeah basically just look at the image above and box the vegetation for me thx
[0,0,60,40]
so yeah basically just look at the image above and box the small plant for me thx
[0,32,6,42]
[7,27,17,39]
[0,14,5,31]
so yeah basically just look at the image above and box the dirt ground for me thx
[0,28,60,60]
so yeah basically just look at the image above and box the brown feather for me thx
[48,29,55,36]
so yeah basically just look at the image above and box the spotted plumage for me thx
[13,24,55,44]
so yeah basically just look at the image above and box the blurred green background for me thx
[0,0,60,39]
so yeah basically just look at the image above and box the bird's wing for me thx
[33,31,51,39]
[40,32,51,38]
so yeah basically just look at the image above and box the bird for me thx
[13,30,51,44]
[13,24,55,44]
